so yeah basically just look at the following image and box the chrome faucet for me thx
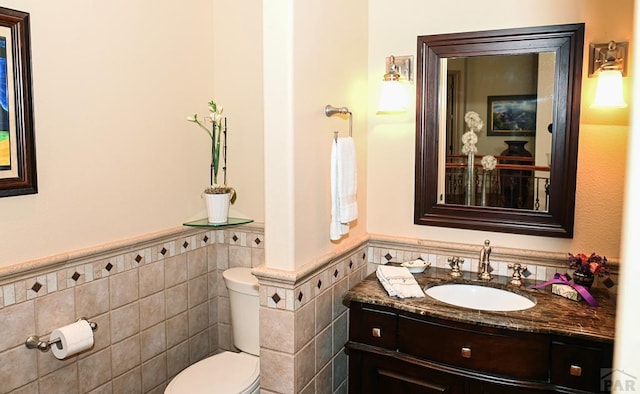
[478,240,492,280]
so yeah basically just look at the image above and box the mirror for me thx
[414,24,585,237]
[443,53,554,210]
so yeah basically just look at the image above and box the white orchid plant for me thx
[187,100,235,199]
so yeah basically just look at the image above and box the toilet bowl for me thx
[165,267,260,394]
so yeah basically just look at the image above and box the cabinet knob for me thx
[372,328,381,337]
[461,347,472,358]
[570,364,582,376]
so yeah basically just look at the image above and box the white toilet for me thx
[165,267,260,394]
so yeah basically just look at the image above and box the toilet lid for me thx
[165,352,259,394]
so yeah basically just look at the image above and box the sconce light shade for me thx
[588,40,628,108]
[377,80,409,113]
[592,69,627,108]
[377,55,413,114]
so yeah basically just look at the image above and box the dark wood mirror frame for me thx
[414,23,585,237]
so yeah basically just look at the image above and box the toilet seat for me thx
[165,351,260,394]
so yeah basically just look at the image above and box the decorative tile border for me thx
[254,244,368,312]
[3,229,619,311]
[366,236,619,290]
[0,225,264,310]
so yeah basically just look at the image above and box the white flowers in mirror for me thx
[462,111,483,154]
[464,111,484,132]
[481,155,497,171]
[461,131,478,154]
[462,111,484,206]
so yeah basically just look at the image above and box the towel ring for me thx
[325,104,352,141]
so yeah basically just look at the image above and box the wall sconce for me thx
[377,55,413,114]
[588,40,628,108]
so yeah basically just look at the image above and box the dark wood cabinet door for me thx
[550,340,612,393]
[398,314,549,380]
[468,379,555,393]
[359,352,465,394]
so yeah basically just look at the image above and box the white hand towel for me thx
[330,137,358,241]
[337,137,357,223]
[376,265,425,299]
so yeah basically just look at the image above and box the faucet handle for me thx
[508,263,527,287]
[448,257,464,278]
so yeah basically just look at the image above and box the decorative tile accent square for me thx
[294,280,311,309]
[268,289,284,309]
[66,268,80,287]
[31,281,42,293]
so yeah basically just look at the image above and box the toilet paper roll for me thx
[50,320,94,359]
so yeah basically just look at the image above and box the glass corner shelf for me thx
[183,217,254,228]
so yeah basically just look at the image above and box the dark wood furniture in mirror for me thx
[414,24,584,237]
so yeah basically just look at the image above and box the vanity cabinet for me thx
[347,302,613,393]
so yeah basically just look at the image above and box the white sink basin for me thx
[425,283,536,311]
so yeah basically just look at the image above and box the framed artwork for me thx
[0,7,36,197]
[487,95,537,137]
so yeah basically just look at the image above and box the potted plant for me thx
[187,100,236,223]
[568,252,609,288]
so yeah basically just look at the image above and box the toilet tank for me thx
[222,267,260,356]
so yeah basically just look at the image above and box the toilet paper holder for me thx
[25,318,97,352]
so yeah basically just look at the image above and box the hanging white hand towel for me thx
[330,137,358,241]
[376,265,425,299]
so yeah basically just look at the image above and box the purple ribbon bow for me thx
[532,273,598,307]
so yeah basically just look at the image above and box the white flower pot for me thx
[205,192,230,224]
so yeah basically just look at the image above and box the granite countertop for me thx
[344,267,616,343]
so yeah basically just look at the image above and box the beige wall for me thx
[212,0,265,224]
[367,0,632,259]
[263,0,368,270]
[0,0,265,267]
[0,0,216,265]
[1,0,628,268]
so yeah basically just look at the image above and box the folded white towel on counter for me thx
[376,265,425,299]
[330,137,358,240]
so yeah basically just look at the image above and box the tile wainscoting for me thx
[0,227,617,394]
[252,237,370,394]
[0,224,265,394]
